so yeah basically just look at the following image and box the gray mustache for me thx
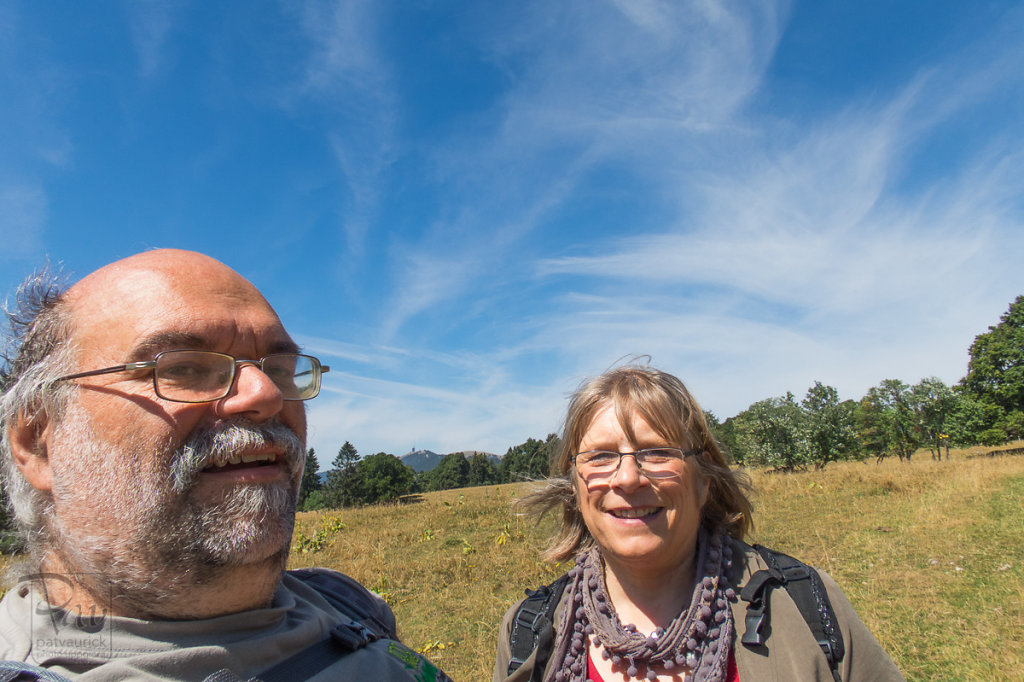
[171,420,304,491]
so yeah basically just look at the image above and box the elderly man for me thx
[0,250,448,681]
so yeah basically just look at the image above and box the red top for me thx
[586,647,739,681]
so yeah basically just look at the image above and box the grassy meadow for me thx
[291,445,1024,681]
[0,445,1019,680]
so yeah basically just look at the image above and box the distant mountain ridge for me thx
[400,449,501,472]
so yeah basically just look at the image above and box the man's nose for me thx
[215,362,284,421]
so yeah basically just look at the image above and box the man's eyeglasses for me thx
[55,350,330,403]
[573,447,696,481]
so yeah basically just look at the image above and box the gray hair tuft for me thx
[1,265,76,549]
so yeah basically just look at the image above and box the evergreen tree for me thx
[324,441,361,508]
[467,453,499,486]
[502,434,559,481]
[297,448,322,509]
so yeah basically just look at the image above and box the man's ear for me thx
[8,410,54,492]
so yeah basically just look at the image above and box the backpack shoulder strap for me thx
[740,545,845,682]
[247,569,395,682]
[288,568,395,639]
[507,573,570,680]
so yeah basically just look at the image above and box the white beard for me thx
[44,401,303,614]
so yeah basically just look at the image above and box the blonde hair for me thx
[522,364,753,562]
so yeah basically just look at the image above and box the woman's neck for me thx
[601,552,699,632]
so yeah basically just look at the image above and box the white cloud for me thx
[0,184,47,258]
[293,0,396,257]
[482,0,786,138]
[125,0,179,81]
[525,23,1024,415]
[297,1,1023,458]
[375,1,791,341]
[305,366,565,458]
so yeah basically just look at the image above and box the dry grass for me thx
[744,446,1024,681]
[291,445,1024,681]
[288,485,562,680]
[2,445,1020,681]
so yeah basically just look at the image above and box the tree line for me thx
[299,294,1023,506]
[298,434,560,511]
[713,295,1024,469]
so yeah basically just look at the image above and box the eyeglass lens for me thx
[576,448,684,479]
[153,351,320,402]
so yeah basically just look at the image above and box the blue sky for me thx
[2,1,1023,464]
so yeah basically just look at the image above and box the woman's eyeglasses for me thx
[573,447,695,481]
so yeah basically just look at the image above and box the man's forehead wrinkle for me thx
[129,332,212,362]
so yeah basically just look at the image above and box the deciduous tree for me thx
[911,378,956,459]
[964,295,1024,416]
[355,453,415,504]
[747,393,808,470]
[801,382,859,468]
[426,453,472,491]
[862,380,919,461]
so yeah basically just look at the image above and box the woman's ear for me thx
[8,410,54,492]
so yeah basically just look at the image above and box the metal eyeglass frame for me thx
[54,350,330,403]
[572,447,697,479]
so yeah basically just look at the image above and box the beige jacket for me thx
[494,539,904,682]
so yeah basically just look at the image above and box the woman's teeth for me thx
[610,507,658,519]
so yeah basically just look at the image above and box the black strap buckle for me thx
[330,620,378,652]
[741,607,767,646]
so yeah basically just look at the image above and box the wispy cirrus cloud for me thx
[125,0,181,81]
[0,184,47,258]
[0,3,72,263]
[335,0,1024,451]
[306,366,566,457]
[481,0,786,140]
[291,0,397,258]
[528,12,1024,414]
[375,0,790,341]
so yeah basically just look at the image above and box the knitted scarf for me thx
[545,527,736,682]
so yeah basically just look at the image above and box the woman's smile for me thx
[606,506,663,520]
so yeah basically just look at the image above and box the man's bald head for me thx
[61,250,284,376]
[1,250,307,603]
[67,249,273,310]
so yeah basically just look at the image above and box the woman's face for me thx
[575,401,709,578]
